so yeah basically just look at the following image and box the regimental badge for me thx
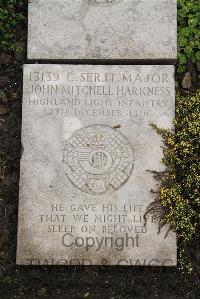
[63,125,134,195]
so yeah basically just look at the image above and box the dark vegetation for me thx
[0,0,199,297]
[177,0,200,73]
[148,90,200,275]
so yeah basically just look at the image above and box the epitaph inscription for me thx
[17,64,177,266]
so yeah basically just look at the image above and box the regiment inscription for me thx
[17,64,177,265]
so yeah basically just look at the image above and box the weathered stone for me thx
[182,72,192,89]
[0,90,8,103]
[17,64,176,266]
[28,0,177,61]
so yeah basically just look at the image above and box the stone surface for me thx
[0,90,8,103]
[17,64,176,266]
[28,0,177,61]
[182,72,192,89]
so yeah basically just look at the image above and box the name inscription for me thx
[26,71,172,119]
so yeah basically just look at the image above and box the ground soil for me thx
[0,33,200,299]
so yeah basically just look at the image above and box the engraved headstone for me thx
[17,64,176,266]
[28,0,177,60]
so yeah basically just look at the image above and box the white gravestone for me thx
[17,64,176,266]
[28,0,177,61]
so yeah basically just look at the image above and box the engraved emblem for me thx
[88,0,123,7]
[63,125,134,195]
